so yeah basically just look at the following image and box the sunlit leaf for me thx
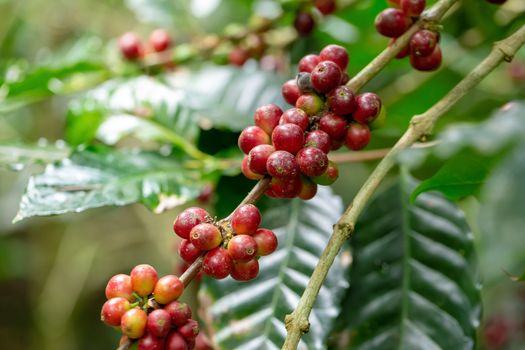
[0,142,70,171]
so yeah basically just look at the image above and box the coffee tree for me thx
[1,0,525,349]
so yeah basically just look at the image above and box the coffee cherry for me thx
[327,85,356,115]
[340,72,350,85]
[130,264,158,297]
[410,45,442,71]
[353,92,382,124]
[268,176,302,198]
[298,176,318,200]
[345,122,371,150]
[254,104,283,135]
[304,130,331,154]
[330,138,344,151]
[173,207,209,240]
[121,308,148,339]
[410,30,438,57]
[248,144,275,175]
[195,333,213,350]
[203,247,233,279]
[238,126,270,154]
[272,124,305,155]
[311,61,343,93]
[229,47,249,66]
[242,156,263,180]
[149,29,171,52]
[106,274,134,301]
[299,54,321,73]
[165,331,189,350]
[165,301,192,327]
[253,228,278,256]
[231,259,260,281]
[101,297,130,326]
[266,150,299,179]
[190,223,222,251]
[297,72,314,93]
[315,0,336,15]
[179,239,201,264]
[282,80,301,106]
[138,333,165,350]
[232,204,261,235]
[179,319,199,339]
[280,108,309,131]
[153,275,184,304]
[319,113,347,140]
[389,38,410,59]
[319,44,349,70]
[400,0,426,17]
[119,32,142,60]
[312,160,339,185]
[375,8,410,38]
[228,234,258,262]
[296,93,324,116]
[147,309,172,337]
[296,147,328,177]
[294,12,315,36]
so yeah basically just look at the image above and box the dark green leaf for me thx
[200,188,351,349]
[0,142,70,171]
[334,172,480,350]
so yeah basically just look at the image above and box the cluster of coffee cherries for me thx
[101,264,201,349]
[119,29,172,61]
[239,44,383,199]
[294,0,337,36]
[376,0,442,72]
[174,205,277,281]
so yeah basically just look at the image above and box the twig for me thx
[282,23,525,350]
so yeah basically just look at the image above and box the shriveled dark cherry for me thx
[165,301,192,327]
[242,156,263,180]
[267,175,302,198]
[282,80,301,106]
[101,297,130,327]
[130,264,158,297]
[149,29,171,52]
[345,122,371,150]
[227,234,258,262]
[119,32,142,60]
[280,108,309,131]
[299,54,321,73]
[410,30,438,57]
[248,144,275,175]
[297,72,314,93]
[138,333,165,350]
[304,130,331,154]
[189,223,222,251]
[272,123,305,155]
[298,176,318,200]
[254,104,283,135]
[353,92,382,124]
[203,247,233,279]
[121,308,148,339]
[173,207,209,240]
[327,85,356,115]
[312,160,339,185]
[315,0,336,15]
[400,0,426,17]
[231,204,261,235]
[294,12,315,36]
[319,113,347,140]
[410,45,442,71]
[296,93,324,116]
[310,61,343,93]
[106,274,134,301]
[253,228,278,256]
[153,275,184,304]
[375,8,410,38]
[238,126,270,154]
[266,150,299,179]
[147,309,172,337]
[319,44,349,70]
[296,147,329,177]
[229,47,250,66]
[179,239,201,264]
[231,259,260,281]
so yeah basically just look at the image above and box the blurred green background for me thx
[1,0,525,349]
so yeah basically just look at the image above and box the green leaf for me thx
[200,188,350,349]
[335,172,480,350]
[0,142,70,171]
[14,146,205,222]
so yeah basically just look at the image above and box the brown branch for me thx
[282,23,525,350]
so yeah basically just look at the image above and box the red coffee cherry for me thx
[340,72,350,85]
[106,274,134,301]
[203,247,233,279]
[267,176,302,198]
[228,234,258,262]
[238,126,270,154]
[232,204,261,235]
[296,147,329,177]
[266,150,299,179]
[353,92,382,124]
[179,319,199,339]
[119,32,142,60]
[304,130,331,154]
[312,160,339,185]
[138,333,165,350]
[130,264,158,297]
[178,239,201,264]
[319,44,349,70]
[294,12,315,36]
[315,0,336,15]
[310,61,343,93]
[299,54,321,73]
[327,85,356,115]
[242,156,263,180]
[101,297,130,327]
[195,333,213,350]
[165,301,192,327]
[298,176,318,200]
[153,275,184,304]
[272,123,305,155]
[345,122,371,150]
[173,207,209,240]
[280,108,309,131]
[229,47,250,66]
[400,0,426,17]
[295,93,324,116]
[254,104,283,135]
[410,45,442,71]
[410,30,438,57]
[147,309,172,337]
[190,223,222,251]
[389,38,410,59]
[253,228,278,256]
[330,138,344,151]
[165,331,189,350]
[282,79,301,106]
[375,8,410,38]
[231,259,260,281]
[149,29,171,52]
[319,113,347,140]
[248,144,275,175]
[121,308,148,339]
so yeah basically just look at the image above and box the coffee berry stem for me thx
[346,0,458,92]
[282,24,525,350]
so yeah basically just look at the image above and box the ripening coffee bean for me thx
[178,239,201,264]
[242,156,263,180]
[268,175,302,198]
[121,308,148,339]
[248,144,275,174]
[165,331,189,350]
[400,0,426,17]
[298,54,321,73]
[312,160,339,185]
[178,319,199,339]
[327,85,356,115]
[319,44,349,70]
[227,234,258,262]
[253,228,278,256]
[282,80,301,106]
[296,147,329,177]
[149,29,171,52]
[410,45,442,71]
[231,204,261,235]
[173,207,209,239]
[190,223,222,251]
[310,61,343,93]
[315,0,336,15]
[295,93,324,116]
[297,72,314,93]
[254,104,283,135]
[410,30,438,57]
[280,108,309,131]
[375,8,410,38]
[272,123,305,155]
[203,247,233,279]
[294,12,315,36]
[119,32,142,60]
[165,301,192,327]
[353,92,382,124]
[231,259,260,281]
[345,122,371,150]
[229,47,250,66]
[130,264,158,297]
[298,176,318,200]
[101,297,131,327]
[304,130,331,154]
[266,150,299,179]
[147,309,172,337]
[138,333,165,350]
[105,274,134,302]
[319,113,347,140]
[238,126,270,154]
[153,275,184,304]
